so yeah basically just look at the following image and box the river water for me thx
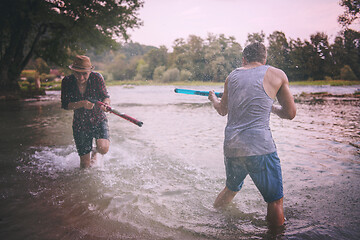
[0,85,359,240]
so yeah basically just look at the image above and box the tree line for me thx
[0,0,359,95]
[91,29,359,82]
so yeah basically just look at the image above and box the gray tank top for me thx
[224,65,276,157]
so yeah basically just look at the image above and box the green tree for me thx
[169,38,188,71]
[336,1,360,79]
[267,31,290,73]
[287,32,332,81]
[309,32,332,79]
[35,58,50,76]
[342,29,360,78]
[143,46,168,79]
[203,34,241,81]
[179,70,192,81]
[225,36,242,70]
[104,42,156,80]
[161,68,180,82]
[187,35,205,80]
[0,0,143,93]
[245,31,265,45]
[338,0,360,28]
[330,36,347,78]
[136,59,152,80]
[340,65,358,80]
[169,33,242,82]
[153,66,166,81]
[288,38,312,80]
[203,34,225,81]
[106,53,128,80]
[121,42,156,59]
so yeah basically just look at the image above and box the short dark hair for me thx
[243,42,267,63]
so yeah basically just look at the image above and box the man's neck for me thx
[241,62,264,69]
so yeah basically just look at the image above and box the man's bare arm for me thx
[208,78,229,116]
[272,73,296,120]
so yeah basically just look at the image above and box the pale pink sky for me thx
[129,0,359,50]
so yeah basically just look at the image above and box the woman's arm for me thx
[67,100,94,110]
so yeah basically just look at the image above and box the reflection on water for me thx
[0,85,359,240]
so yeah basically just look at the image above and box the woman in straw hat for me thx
[61,55,111,168]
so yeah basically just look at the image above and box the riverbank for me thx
[294,91,360,104]
[289,80,360,86]
[1,79,359,101]
[25,79,360,90]
[0,88,46,101]
[106,79,360,87]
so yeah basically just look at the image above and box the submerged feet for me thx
[213,187,238,208]
[80,139,109,168]
[80,149,98,168]
[90,149,98,166]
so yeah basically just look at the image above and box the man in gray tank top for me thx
[208,42,296,228]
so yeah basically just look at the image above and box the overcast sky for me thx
[128,0,359,50]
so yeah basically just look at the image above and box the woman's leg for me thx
[96,138,109,155]
[80,153,91,168]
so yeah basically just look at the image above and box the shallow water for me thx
[0,85,359,240]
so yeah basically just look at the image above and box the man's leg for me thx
[247,152,284,227]
[215,156,246,208]
[214,186,238,208]
[267,197,284,227]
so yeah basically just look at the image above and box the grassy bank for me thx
[105,80,225,86]
[19,79,360,92]
[106,79,360,87]
[2,79,357,101]
[289,80,360,86]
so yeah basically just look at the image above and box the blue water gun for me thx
[174,88,223,98]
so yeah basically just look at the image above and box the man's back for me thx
[208,42,296,228]
[225,65,276,157]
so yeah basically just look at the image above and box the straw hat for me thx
[69,55,94,72]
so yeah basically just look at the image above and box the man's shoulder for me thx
[266,66,288,82]
[267,66,285,75]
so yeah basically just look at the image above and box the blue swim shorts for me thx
[225,152,283,203]
[73,120,110,156]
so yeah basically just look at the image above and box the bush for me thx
[102,71,114,81]
[153,66,166,81]
[340,65,358,80]
[27,76,35,84]
[180,70,192,81]
[137,63,152,80]
[134,73,145,81]
[161,68,180,82]
[40,73,57,82]
[21,70,36,79]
